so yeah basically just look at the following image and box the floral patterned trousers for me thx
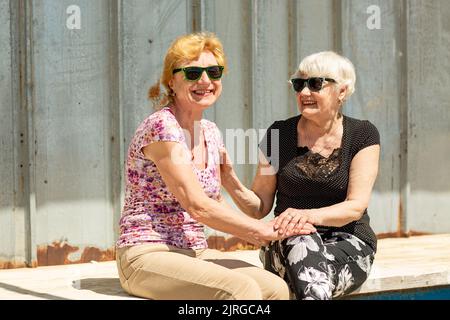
[261,232,375,300]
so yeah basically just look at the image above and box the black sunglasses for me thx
[172,65,224,81]
[289,77,336,93]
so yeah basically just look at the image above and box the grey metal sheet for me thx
[0,0,24,268]
[252,0,293,131]
[407,0,450,233]
[30,0,116,265]
[121,0,191,148]
[341,0,402,235]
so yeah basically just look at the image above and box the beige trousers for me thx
[116,243,289,300]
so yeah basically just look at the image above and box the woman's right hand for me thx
[258,220,317,246]
[219,147,234,182]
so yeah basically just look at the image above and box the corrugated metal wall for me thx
[1,0,449,268]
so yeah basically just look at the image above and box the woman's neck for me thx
[169,104,203,150]
[169,104,203,132]
[299,113,342,137]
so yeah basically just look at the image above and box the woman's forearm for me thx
[274,199,366,236]
[309,199,367,227]
[221,170,263,219]
[186,196,271,246]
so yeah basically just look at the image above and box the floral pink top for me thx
[116,107,223,249]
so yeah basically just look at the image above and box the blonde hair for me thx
[294,51,356,101]
[148,32,228,109]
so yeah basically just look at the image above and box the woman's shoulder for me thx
[139,107,176,128]
[134,107,179,134]
[133,107,183,144]
[267,114,301,130]
[343,115,380,150]
[344,115,379,134]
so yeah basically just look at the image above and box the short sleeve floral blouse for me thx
[116,107,223,249]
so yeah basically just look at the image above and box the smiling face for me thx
[296,73,346,120]
[169,50,222,112]
[293,51,356,122]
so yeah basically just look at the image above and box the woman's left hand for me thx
[273,208,316,236]
[219,147,234,180]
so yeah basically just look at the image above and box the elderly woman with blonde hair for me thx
[115,32,317,300]
[221,51,380,299]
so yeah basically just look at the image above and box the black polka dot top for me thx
[260,114,380,252]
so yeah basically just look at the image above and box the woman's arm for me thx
[143,141,314,246]
[220,149,277,219]
[275,144,380,236]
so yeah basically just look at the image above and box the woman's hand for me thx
[219,147,234,181]
[273,208,317,237]
[257,219,316,246]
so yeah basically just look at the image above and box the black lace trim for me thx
[295,146,341,179]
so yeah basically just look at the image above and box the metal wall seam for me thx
[108,0,122,245]
[399,0,409,236]
[19,0,37,267]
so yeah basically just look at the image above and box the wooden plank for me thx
[354,234,450,294]
[1,235,450,298]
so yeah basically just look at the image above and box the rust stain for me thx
[207,236,259,251]
[37,241,78,266]
[384,195,430,239]
[377,230,431,239]
[0,260,27,270]
[36,240,116,267]
[397,195,404,237]
[79,246,115,262]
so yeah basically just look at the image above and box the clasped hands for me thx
[272,208,316,237]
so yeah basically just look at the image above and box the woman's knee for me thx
[228,277,263,300]
[265,277,290,300]
[236,265,290,300]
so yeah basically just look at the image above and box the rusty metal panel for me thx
[0,0,28,269]
[0,0,15,265]
[30,0,117,265]
[407,0,450,233]
[340,0,403,236]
